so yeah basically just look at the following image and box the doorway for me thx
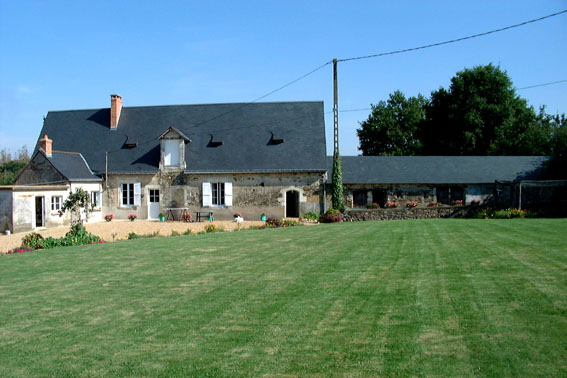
[35,196,44,228]
[286,190,299,218]
[148,189,160,219]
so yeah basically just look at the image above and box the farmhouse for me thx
[2,95,327,232]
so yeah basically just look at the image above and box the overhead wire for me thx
[337,9,567,62]
[104,9,566,154]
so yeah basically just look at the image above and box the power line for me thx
[338,9,567,63]
[189,60,332,129]
[517,79,567,90]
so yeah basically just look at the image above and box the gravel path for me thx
[0,220,266,253]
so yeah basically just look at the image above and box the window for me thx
[149,189,159,203]
[91,191,101,209]
[202,182,232,207]
[212,183,225,205]
[51,196,62,211]
[121,183,141,206]
[436,186,464,205]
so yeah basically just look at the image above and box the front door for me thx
[35,196,44,228]
[286,190,299,218]
[148,189,160,219]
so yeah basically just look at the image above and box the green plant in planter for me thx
[260,213,267,221]
[159,213,165,222]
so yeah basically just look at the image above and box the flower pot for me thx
[130,218,135,221]
[261,215,267,221]
[160,216,165,222]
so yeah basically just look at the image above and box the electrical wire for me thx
[517,79,567,90]
[337,9,567,63]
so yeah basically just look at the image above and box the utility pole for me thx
[331,58,345,212]
[333,58,339,157]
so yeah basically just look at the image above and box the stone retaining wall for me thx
[345,206,473,221]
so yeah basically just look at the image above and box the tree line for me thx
[357,64,566,177]
[0,146,30,185]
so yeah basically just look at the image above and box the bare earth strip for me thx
[0,220,266,253]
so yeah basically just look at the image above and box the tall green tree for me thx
[422,64,541,155]
[331,153,346,213]
[357,90,428,156]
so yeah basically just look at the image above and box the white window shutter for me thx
[134,182,141,206]
[202,182,212,207]
[224,182,233,206]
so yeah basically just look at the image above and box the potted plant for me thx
[159,213,165,222]
[260,213,267,221]
[104,214,114,222]
[128,213,138,221]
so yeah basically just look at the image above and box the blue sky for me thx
[1,0,566,157]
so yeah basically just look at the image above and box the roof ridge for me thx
[53,150,81,155]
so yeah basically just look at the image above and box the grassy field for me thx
[1,219,566,377]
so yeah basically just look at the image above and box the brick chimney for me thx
[39,134,52,157]
[110,94,122,129]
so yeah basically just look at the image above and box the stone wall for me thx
[345,206,474,221]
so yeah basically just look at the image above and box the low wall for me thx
[345,206,473,221]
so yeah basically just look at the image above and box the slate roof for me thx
[43,150,101,181]
[37,101,327,174]
[328,156,550,184]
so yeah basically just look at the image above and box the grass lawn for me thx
[1,219,566,377]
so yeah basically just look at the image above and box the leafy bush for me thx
[204,223,218,233]
[406,201,418,208]
[104,214,114,222]
[320,209,344,223]
[183,229,192,235]
[366,203,380,209]
[127,232,140,240]
[21,232,44,249]
[303,212,320,221]
[265,218,301,228]
[385,201,397,209]
[21,224,102,250]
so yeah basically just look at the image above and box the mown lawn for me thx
[1,219,566,377]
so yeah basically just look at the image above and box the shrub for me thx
[204,223,217,233]
[385,201,397,209]
[127,232,140,240]
[183,229,192,236]
[171,230,181,237]
[303,212,320,221]
[6,248,35,255]
[128,213,138,220]
[366,203,380,209]
[21,232,44,249]
[266,218,283,227]
[104,214,114,222]
[320,209,344,223]
[406,201,418,208]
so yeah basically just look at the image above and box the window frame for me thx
[90,191,101,209]
[121,183,135,206]
[212,182,225,206]
[51,195,62,212]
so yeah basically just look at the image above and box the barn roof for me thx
[327,156,550,184]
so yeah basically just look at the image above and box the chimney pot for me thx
[39,134,52,157]
[110,94,122,129]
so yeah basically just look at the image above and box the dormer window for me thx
[158,127,191,171]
